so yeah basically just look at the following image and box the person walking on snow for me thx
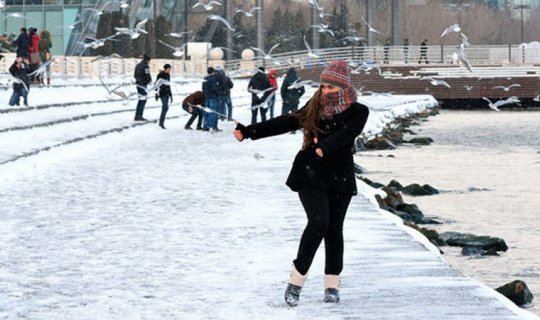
[233,60,370,306]
[155,63,172,129]
[248,67,273,125]
[202,67,221,132]
[134,54,152,121]
[281,67,305,115]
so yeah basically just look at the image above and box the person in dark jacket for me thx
[182,90,205,130]
[419,39,429,64]
[248,67,273,125]
[133,54,152,121]
[233,60,369,307]
[155,63,172,129]
[11,28,29,58]
[8,57,31,106]
[202,67,220,131]
[280,67,305,115]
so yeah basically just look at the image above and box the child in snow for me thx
[233,61,369,306]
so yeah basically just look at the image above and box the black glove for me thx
[155,94,159,101]
[235,122,249,139]
[170,95,173,103]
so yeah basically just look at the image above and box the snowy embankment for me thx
[0,77,538,319]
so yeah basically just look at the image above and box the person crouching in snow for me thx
[182,90,205,130]
[8,57,31,106]
[233,60,369,306]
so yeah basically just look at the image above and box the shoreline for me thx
[355,108,540,315]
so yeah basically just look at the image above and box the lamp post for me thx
[514,1,530,43]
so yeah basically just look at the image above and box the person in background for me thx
[8,57,31,106]
[133,54,152,121]
[267,70,278,119]
[182,90,205,130]
[214,66,228,121]
[0,33,16,53]
[280,67,305,116]
[11,28,29,58]
[233,61,370,307]
[38,30,53,86]
[403,38,410,65]
[224,71,234,121]
[383,39,390,64]
[27,28,41,84]
[248,67,273,125]
[155,63,172,129]
[202,67,220,132]
[419,39,429,64]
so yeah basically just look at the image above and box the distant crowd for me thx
[2,27,53,106]
[133,54,306,132]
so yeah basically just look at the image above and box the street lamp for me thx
[514,1,531,43]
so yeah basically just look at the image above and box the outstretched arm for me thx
[233,113,301,141]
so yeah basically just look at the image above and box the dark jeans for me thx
[251,105,267,125]
[294,189,352,276]
[135,86,147,117]
[225,95,233,120]
[183,103,203,129]
[159,95,169,126]
[9,87,28,106]
[268,95,276,119]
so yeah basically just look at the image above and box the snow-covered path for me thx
[0,80,536,319]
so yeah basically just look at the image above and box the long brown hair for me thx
[292,88,326,150]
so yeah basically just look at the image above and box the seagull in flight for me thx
[236,6,261,17]
[208,15,235,31]
[2,13,33,21]
[249,87,276,95]
[303,35,319,58]
[458,43,473,73]
[28,59,56,77]
[55,20,82,30]
[464,85,474,91]
[492,84,521,91]
[341,35,364,43]
[441,24,461,37]
[310,24,335,37]
[250,43,280,60]
[288,79,314,90]
[91,53,123,63]
[533,95,540,102]
[115,18,148,39]
[99,76,134,102]
[308,0,331,19]
[193,0,222,11]
[421,76,451,88]
[158,40,188,57]
[359,61,381,75]
[361,16,381,34]
[482,96,520,111]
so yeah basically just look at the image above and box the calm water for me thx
[357,109,540,315]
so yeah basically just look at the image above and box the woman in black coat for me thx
[233,61,369,306]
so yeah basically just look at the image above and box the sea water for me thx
[356,109,540,315]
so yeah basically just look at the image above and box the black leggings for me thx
[294,189,352,276]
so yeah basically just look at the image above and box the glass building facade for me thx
[1,0,188,56]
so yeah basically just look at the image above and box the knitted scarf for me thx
[321,85,357,118]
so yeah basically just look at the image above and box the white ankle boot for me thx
[284,267,307,307]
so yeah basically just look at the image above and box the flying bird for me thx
[236,6,261,17]
[533,95,540,102]
[192,0,222,11]
[421,76,451,88]
[492,84,521,91]
[361,16,381,34]
[250,43,280,60]
[482,96,520,111]
[440,24,461,37]
[2,13,33,21]
[167,31,192,38]
[303,35,319,58]
[114,18,148,39]
[310,24,335,37]
[91,53,123,63]
[28,59,56,77]
[158,40,188,57]
[208,15,235,31]
[458,43,473,73]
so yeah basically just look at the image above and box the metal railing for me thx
[1,45,538,78]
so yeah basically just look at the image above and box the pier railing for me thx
[0,45,538,78]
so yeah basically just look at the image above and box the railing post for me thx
[522,46,525,64]
[440,44,444,63]
[351,45,356,62]
[508,44,512,63]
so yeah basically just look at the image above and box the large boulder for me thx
[365,137,397,150]
[405,137,434,145]
[392,203,440,224]
[440,232,508,251]
[404,222,446,247]
[461,246,499,256]
[496,280,534,306]
[387,179,404,191]
[402,183,439,196]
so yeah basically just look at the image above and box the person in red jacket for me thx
[27,28,41,85]
[267,70,278,119]
[233,61,370,306]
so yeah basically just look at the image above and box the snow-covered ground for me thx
[0,77,537,319]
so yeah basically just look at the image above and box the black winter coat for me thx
[248,70,272,105]
[9,61,31,91]
[156,71,171,97]
[12,33,29,58]
[281,68,305,109]
[134,61,151,86]
[242,102,370,195]
[202,73,220,99]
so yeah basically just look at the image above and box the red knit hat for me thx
[320,60,350,89]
